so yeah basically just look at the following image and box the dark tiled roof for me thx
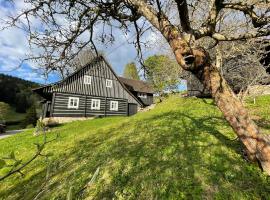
[118,77,154,94]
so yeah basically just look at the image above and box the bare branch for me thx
[222,2,270,28]
[212,28,270,41]
[174,0,192,33]
[0,130,58,181]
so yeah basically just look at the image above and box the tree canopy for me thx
[144,55,181,94]
[123,62,140,80]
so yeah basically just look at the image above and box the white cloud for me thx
[0,1,165,83]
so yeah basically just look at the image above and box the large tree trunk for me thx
[170,38,270,174]
[202,60,270,174]
[128,0,270,174]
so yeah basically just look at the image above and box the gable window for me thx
[84,75,92,84]
[110,101,118,111]
[106,79,113,88]
[138,92,147,98]
[91,99,100,110]
[68,97,79,109]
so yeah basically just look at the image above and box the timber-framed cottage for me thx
[33,55,154,119]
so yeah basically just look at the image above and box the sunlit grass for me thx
[245,95,270,134]
[0,95,270,199]
[0,102,26,122]
[0,102,27,130]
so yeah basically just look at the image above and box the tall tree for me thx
[3,0,270,174]
[181,40,270,98]
[123,62,140,80]
[144,55,181,95]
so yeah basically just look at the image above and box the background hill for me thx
[0,74,40,113]
[0,74,41,129]
[0,95,270,199]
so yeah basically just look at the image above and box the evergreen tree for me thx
[123,62,140,80]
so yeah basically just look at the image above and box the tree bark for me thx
[128,0,270,174]
[172,40,270,174]
[173,40,270,174]
[202,60,270,174]
[172,41,270,174]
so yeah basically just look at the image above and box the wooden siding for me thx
[128,103,138,116]
[51,92,129,117]
[138,93,154,106]
[42,57,140,105]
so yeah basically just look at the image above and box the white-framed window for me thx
[110,101,118,111]
[138,92,147,98]
[106,79,113,88]
[84,75,92,84]
[68,97,79,109]
[91,99,100,110]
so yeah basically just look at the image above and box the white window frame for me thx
[106,79,113,88]
[68,97,79,109]
[110,101,118,111]
[91,99,101,110]
[84,75,92,84]
[138,92,147,98]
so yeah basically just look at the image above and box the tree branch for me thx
[222,2,270,28]
[0,131,58,181]
[212,28,270,41]
[174,0,192,33]
[125,0,193,69]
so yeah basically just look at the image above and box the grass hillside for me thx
[0,74,40,128]
[0,102,27,130]
[0,96,270,199]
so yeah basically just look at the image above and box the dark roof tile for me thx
[118,77,154,94]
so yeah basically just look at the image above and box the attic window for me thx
[138,92,147,98]
[68,97,79,109]
[84,75,92,84]
[106,79,113,88]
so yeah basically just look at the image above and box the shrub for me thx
[22,105,38,128]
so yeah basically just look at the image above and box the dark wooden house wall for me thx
[44,57,140,105]
[128,103,138,116]
[136,93,153,106]
[51,92,128,117]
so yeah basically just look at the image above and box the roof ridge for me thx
[118,76,149,84]
[32,55,102,91]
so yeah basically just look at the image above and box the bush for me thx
[26,124,34,129]
[0,102,9,121]
[15,92,29,113]
[34,119,46,135]
[22,105,38,128]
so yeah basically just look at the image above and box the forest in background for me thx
[0,74,40,113]
[0,74,41,129]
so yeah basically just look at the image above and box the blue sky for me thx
[0,1,187,91]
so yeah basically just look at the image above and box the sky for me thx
[0,0,187,90]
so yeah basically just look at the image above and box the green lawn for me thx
[0,96,270,199]
[0,102,25,122]
[0,102,26,130]
[245,95,270,133]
